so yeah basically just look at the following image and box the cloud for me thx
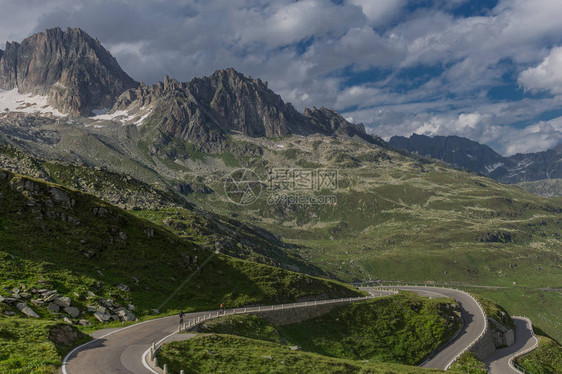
[347,0,406,27]
[519,46,562,94]
[503,121,562,155]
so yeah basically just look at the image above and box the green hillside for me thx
[0,168,361,321]
[158,292,462,373]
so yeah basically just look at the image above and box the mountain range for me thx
[389,134,562,195]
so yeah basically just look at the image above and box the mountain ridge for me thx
[389,133,562,185]
[0,28,384,148]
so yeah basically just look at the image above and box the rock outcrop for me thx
[303,106,384,145]
[0,27,137,115]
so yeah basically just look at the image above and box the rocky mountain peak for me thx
[304,106,383,144]
[187,68,307,138]
[0,27,137,116]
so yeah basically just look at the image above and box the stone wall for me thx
[470,325,496,360]
[249,301,349,326]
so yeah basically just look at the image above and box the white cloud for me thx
[519,47,562,94]
[503,120,562,155]
[347,0,406,27]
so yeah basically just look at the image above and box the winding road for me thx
[484,317,538,374]
[61,286,537,373]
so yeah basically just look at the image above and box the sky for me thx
[1,0,562,156]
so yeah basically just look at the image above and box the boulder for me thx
[31,299,46,307]
[47,303,60,313]
[3,311,15,316]
[44,293,59,303]
[16,302,27,311]
[93,311,111,323]
[117,309,136,322]
[79,319,92,326]
[64,307,80,318]
[63,317,73,324]
[1,297,17,304]
[21,307,40,318]
[17,303,39,318]
[101,299,115,308]
[54,296,71,308]
[50,188,71,204]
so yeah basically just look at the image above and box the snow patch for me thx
[0,88,64,116]
[91,110,131,121]
[485,162,504,173]
[91,105,152,126]
[134,111,151,127]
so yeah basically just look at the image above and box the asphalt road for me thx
[62,293,388,374]
[484,317,538,374]
[363,286,487,370]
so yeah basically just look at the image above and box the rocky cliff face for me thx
[114,68,382,150]
[389,134,562,183]
[0,27,137,115]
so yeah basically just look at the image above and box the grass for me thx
[276,293,461,365]
[462,287,562,342]
[0,317,90,374]
[448,352,487,374]
[471,294,514,329]
[515,336,562,374]
[130,208,327,275]
[157,334,452,374]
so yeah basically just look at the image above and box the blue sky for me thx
[1,0,562,155]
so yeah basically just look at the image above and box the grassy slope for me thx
[515,336,562,374]
[189,293,460,367]
[448,352,487,374]
[276,293,461,365]
[463,287,562,342]
[0,169,361,319]
[0,144,323,276]
[158,335,450,374]
[0,317,89,374]
[130,208,328,276]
